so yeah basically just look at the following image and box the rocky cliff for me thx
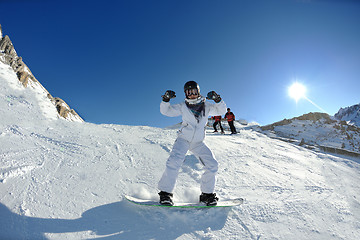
[334,103,360,127]
[0,25,83,122]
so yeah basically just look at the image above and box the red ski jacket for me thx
[212,116,222,122]
[225,112,235,122]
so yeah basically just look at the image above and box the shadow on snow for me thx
[0,199,231,239]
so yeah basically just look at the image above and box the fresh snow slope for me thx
[1,61,360,240]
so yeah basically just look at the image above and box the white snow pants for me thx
[158,137,219,194]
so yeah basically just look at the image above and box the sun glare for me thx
[288,82,307,102]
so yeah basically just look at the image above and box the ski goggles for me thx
[185,88,199,97]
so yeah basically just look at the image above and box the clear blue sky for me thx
[1,0,359,127]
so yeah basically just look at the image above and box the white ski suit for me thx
[158,98,227,194]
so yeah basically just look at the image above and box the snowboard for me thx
[125,195,244,208]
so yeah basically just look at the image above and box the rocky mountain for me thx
[0,24,83,122]
[260,112,360,155]
[334,103,360,127]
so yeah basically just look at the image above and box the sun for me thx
[288,82,307,102]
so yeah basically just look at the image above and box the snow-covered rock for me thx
[260,112,360,154]
[0,25,83,122]
[334,103,360,127]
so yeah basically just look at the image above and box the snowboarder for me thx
[212,116,224,134]
[224,108,237,134]
[158,81,227,206]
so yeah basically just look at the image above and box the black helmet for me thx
[184,81,200,98]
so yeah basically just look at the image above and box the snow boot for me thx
[200,192,218,206]
[158,191,174,206]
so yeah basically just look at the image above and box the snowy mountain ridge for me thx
[260,112,360,155]
[0,24,83,122]
[334,103,360,126]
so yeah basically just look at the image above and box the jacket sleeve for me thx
[160,101,182,117]
[208,99,227,117]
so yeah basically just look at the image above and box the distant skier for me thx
[224,108,237,134]
[212,116,224,134]
[158,81,227,206]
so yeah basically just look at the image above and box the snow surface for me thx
[1,61,360,239]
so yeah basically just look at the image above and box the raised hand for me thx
[162,90,176,102]
[206,91,221,103]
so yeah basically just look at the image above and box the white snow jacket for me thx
[160,98,227,143]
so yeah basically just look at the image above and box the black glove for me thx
[162,90,176,102]
[206,91,221,103]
